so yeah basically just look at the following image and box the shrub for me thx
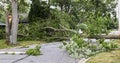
[0,27,5,39]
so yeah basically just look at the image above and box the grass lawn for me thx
[86,40,120,63]
[0,40,45,49]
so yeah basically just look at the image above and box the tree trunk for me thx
[86,35,120,39]
[5,11,10,45]
[43,26,120,39]
[48,0,50,4]
[60,5,64,11]
[10,0,19,44]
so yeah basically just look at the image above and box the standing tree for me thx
[0,0,29,45]
[10,0,18,44]
[28,0,50,22]
[70,0,118,35]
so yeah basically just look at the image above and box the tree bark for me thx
[86,35,120,39]
[43,26,120,39]
[10,0,19,44]
[5,11,10,45]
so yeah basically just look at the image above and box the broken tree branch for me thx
[43,26,120,39]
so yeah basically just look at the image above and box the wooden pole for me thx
[118,0,120,31]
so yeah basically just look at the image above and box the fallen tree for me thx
[87,35,120,39]
[42,26,120,39]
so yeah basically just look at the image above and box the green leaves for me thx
[72,0,117,35]
[97,39,119,51]
[26,45,41,56]
[62,35,119,59]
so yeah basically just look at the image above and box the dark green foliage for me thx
[0,27,5,39]
[26,45,41,56]
[51,10,76,29]
[28,0,50,22]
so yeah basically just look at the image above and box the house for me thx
[0,22,5,27]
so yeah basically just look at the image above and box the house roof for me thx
[0,22,5,26]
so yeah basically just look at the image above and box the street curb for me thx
[0,51,25,55]
[78,58,90,63]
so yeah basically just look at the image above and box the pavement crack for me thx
[12,55,29,63]
[57,52,65,63]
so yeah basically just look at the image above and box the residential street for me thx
[0,42,77,63]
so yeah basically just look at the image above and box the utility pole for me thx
[118,0,120,31]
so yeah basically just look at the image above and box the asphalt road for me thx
[0,42,77,63]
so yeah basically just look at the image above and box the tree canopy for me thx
[0,0,118,42]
